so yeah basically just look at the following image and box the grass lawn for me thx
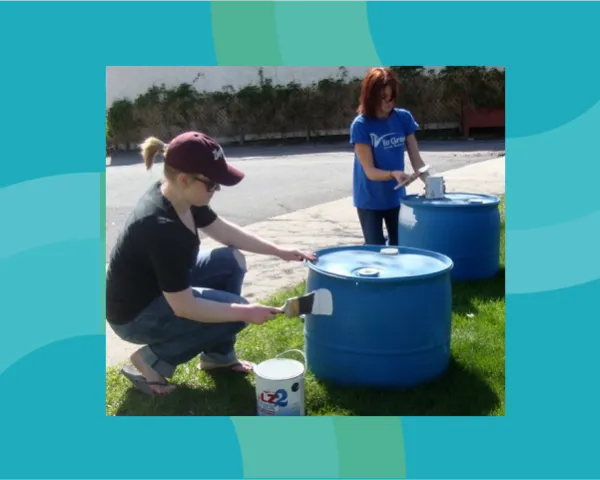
[106,197,505,416]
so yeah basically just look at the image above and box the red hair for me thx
[357,68,399,118]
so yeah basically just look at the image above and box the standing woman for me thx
[350,67,430,246]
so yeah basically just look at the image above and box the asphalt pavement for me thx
[106,139,504,259]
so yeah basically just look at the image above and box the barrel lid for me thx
[307,245,453,283]
[255,358,304,380]
[401,192,501,208]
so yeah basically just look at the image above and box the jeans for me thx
[356,207,400,246]
[109,246,249,378]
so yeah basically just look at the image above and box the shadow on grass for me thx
[452,266,506,316]
[111,356,499,416]
[315,356,500,416]
[112,369,257,416]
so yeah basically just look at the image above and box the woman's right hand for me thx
[390,170,411,185]
[242,304,284,325]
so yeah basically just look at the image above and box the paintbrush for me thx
[394,164,431,190]
[281,288,333,318]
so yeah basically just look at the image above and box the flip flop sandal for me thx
[198,359,256,374]
[120,364,174,396]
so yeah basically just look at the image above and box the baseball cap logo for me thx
[212,147,224,161]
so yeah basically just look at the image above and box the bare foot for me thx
[130,350,176,395]
[199,359,255,374]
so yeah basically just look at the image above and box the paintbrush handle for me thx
[394,174,417,190]
[281,299,297,317]
[281,300,291,317]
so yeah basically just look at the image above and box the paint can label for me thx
[256,382,304,416]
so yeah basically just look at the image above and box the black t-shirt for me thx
[106,181,218,325]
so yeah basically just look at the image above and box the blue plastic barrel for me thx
[398,193,501,281]
[304,245,453,388]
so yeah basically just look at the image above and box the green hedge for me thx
[107,66,504,150]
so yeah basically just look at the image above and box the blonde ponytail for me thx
[139,137,167,170]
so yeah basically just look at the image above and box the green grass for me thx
[106,197,505,416]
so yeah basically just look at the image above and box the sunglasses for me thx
[193,176,221,192]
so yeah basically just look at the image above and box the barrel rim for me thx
[305,244,454,283]
[400,192,501,208]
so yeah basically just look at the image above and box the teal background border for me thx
[1,1,599,479]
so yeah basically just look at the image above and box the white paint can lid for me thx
[255,358,304,380]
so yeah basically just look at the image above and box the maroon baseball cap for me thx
[164,131,244,186]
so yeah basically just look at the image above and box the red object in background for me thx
[462,107,505,138]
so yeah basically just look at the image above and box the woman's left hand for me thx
[276,247,317,262]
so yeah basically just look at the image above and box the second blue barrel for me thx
[398,192,501,281]
[304,245,453,388]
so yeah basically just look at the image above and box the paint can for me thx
[255,349,306,416]
[425,175,445,199]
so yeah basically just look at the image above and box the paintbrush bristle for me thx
[282,289,333,317]
[283,292,314,317]
[296,292,315,315]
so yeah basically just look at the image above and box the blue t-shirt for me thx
[350,108,419,210]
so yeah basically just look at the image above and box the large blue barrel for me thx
[304,245,453,388]
[398,193,501,281]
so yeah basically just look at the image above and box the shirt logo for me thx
[370,132,405,149]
